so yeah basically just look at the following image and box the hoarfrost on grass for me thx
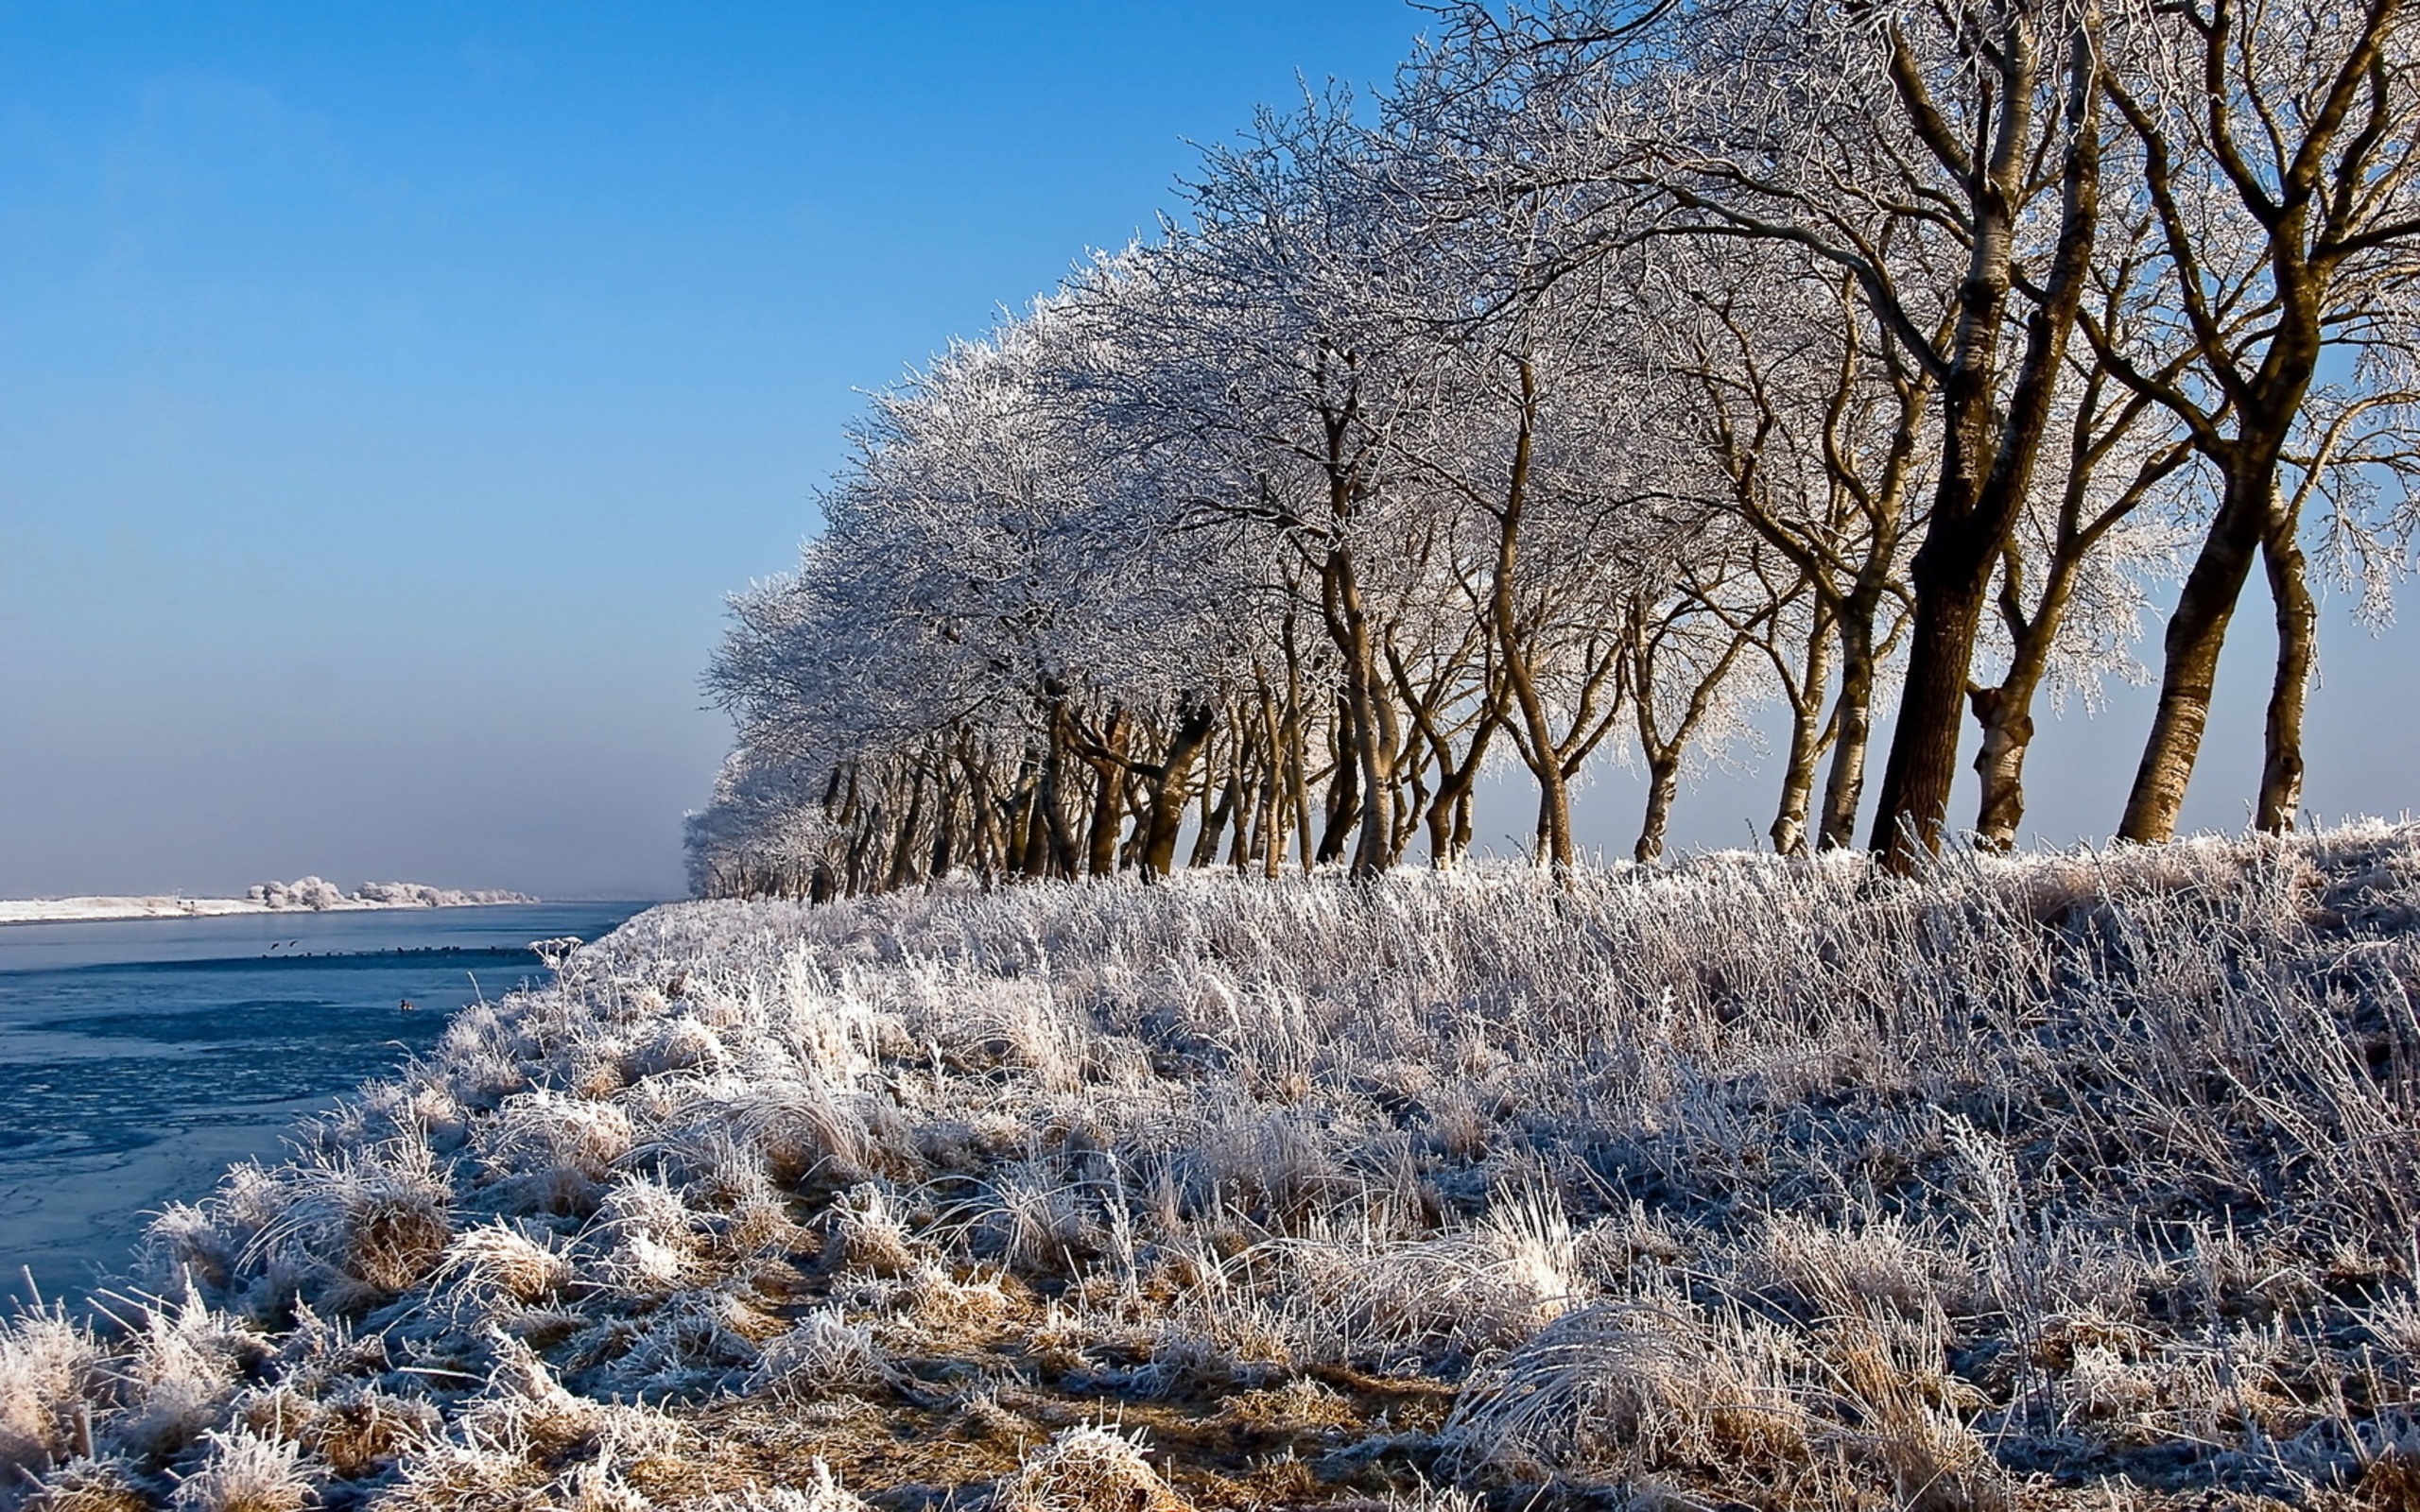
[5,826,2420,1508]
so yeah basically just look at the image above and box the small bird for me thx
[399,999,418,1013]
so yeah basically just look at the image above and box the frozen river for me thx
[0,901,650,1301]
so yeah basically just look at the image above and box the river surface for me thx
[0,901,652,1302]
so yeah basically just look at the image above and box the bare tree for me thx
[2095,0,2420,839]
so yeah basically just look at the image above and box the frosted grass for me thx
[2,827,2415,1508]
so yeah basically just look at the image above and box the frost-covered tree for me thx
[691,0,2416,897]
[2093,0,2420,839]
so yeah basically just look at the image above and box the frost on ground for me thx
[7,824,2420,1510]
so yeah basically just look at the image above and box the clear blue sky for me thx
[2,2,2411,899]
[0,1,1432,899]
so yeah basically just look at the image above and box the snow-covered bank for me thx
[0,877,536,925]
[3,826,2417,1509]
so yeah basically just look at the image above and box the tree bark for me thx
[1870,553,1990,863]
[1818,603,1879,850]
[1636,757,1682,863]
[885,772,926,892]
[1141,701,1219,877]
[2256,519,2316,833]
[1080,711,1129,877]
[2118,468,2269,841]
[1322,548,1402,876]
[1769,613,1833,856]
[929,780,958,880]
[1970,551,2079,850]
[1315,712,1358,866]
[1968,681,2037,850]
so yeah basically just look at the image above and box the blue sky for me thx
[0,1,1428,898]
[1,2,2411,899]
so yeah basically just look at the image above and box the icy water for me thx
[0,901,651,1302]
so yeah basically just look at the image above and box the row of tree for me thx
[691,0,2420,898]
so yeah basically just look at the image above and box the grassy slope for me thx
[6,826,2420,1511]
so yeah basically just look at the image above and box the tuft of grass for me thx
[166,1429,313,1512]
[998,1424,1184,1512]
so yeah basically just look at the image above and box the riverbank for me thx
[1,827,2414,1510]
[0,877,537,925]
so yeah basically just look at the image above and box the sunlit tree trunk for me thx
[2257,518,2317,832]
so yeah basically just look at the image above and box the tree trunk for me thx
[1193,773,1240,868]
[1636,757,1681,863]
[2256,519,2316,833]
[1324,552,1401,877]
[850,803,883,895]
[1770,617,1832,856]
[1533,767,1573,869]
[1316,721,1358,866]
[1419,700,1498,871]
[2118,465,2269,842]
[929,781,957,880]
[1081,713,1129,877]
[1489,359,1571,870]
[1970,551,2084,850]
[1870,560,1990,864]
[1818,605,1878,850]
[885,773,926,892]
[1226,758,1257,868]
[1140,701,1218,877]
[1967,683,2035,850]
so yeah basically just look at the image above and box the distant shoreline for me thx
[0,884,539,926]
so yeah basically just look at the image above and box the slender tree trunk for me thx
[1968,684,2035,850]
[886,773,926,892]
[1489,364,1572,869]
[1535,778,1573,868]
[2257,519,2316,833]
[1225,747,1257,868]
[1081,713,1129,877]
[1426,788,1456,866]
[1970,555,2084,850]
[2118,462,2270,841]
[1014,782,1046,879]
[1141,701,1217,877]
[1636,757,1682,863]
[1326,553,1401,877]
[1770,617,1832,855]
[959,752,1000,878]
[1316,719,1358,866]
[850,803,882,895]
[1193,773,1240,868]
[1420,701,1498,870]
[1818,606,1878,850]
[1280,612,1312,874]
[929,781,957,880]
[1288,736,1313,875]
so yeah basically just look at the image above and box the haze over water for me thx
[0,901,648,1302]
